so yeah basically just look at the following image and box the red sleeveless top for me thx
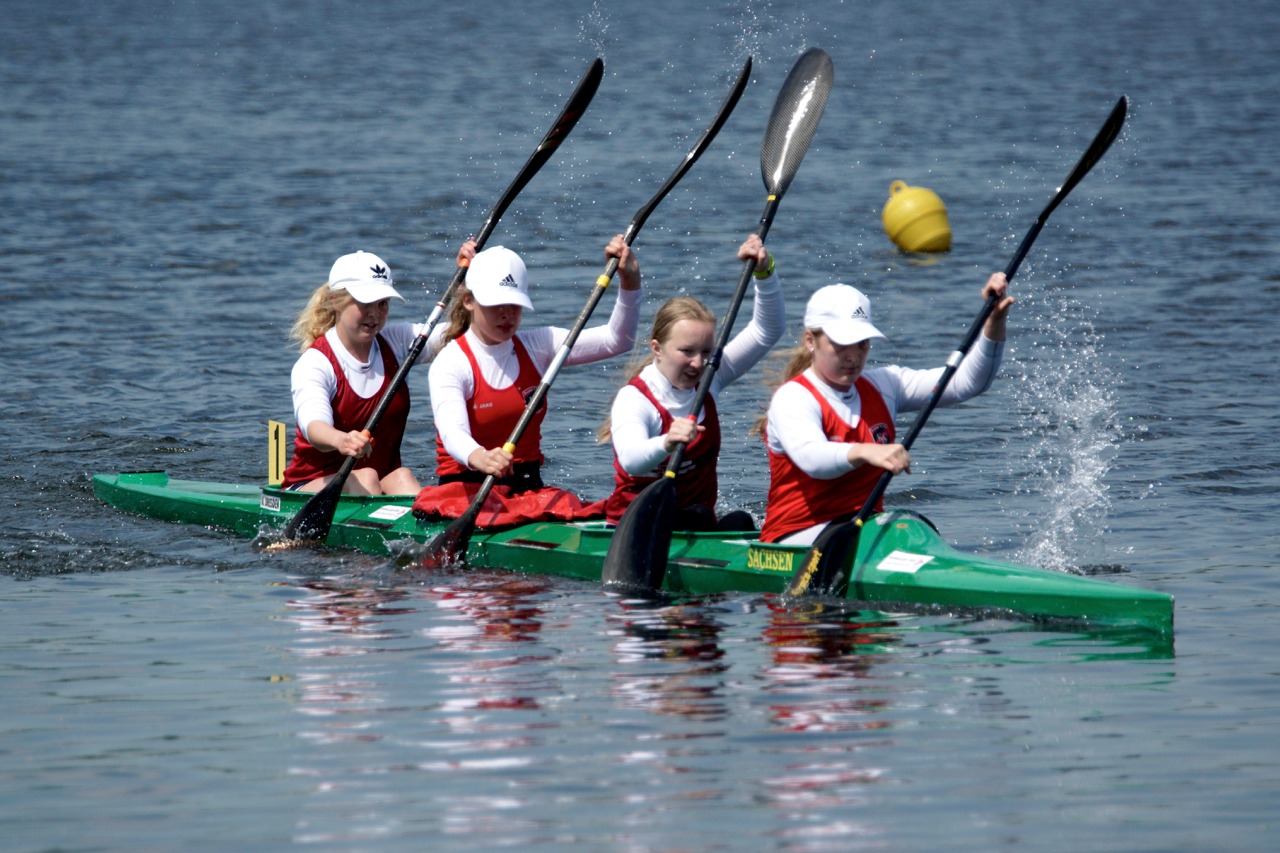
[281,334,408,487]
[435,334,547,478]
[759,374,894,543]
[604,377,721,523]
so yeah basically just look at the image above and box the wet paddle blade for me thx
[1002,96,1129,283]
[478,58,604,241]
[783,518,861,598]
[421,503,482,570]
[760,48,833,197]
[281,460,350,541]
[601,477,676,597]
[1040,96,1127,224]
[624,56,753,240]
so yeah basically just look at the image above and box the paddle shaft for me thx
[283,57,604,541]
[664,194,780,477]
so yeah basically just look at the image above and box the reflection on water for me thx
[1028,628,1176,663]
[419,576,556,731]
[753,602,902,844]
[277,573,565,846]
[270,578,1177,847]
[282,578,416,747]
[284,578,416,644]
[422,576,550,649]
[607,598,729,721]
[762,602,900,734]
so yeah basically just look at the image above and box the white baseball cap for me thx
[466,246,534,310]
[328,251,404,304]
[804,284,886,345]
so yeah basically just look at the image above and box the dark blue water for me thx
[4,1,1280,849]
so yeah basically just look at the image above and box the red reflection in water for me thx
[285,578,416,641]
[425,576,550,647]
[762,601,900,735]
[752,602,903,825]
[608,599,728,721]
[418,575,559,725]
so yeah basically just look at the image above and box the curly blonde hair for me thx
[289,283,354,352]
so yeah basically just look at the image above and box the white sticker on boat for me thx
[261,494,281,511]
[368,505,412,521]
[876,550,934,574]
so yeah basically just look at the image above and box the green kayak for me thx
[92,471,1173,638]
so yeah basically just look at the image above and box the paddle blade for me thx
[783,519,861,599]
[282,468,347,541]
[623,56,753,241]
[481,58,604,238]
[421,505,480,570]
[601,477,676,597]
[1045,95,1128,221]
[761,48,834,197]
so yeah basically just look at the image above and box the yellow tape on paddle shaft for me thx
[268,420,287,485]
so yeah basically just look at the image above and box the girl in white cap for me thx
[282,251,445,495]
[599,234,782,531]
[759,273,1013,545]
[428,235,641,493]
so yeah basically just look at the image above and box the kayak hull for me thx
[92,471,1174,637]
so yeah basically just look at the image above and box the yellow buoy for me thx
[882,180,952,253]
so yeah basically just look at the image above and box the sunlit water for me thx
[4,1,1280,850]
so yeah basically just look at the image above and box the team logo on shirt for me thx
[871,423,892,444]
[521,385,547,414]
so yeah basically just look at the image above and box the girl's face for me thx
[335,297,390,354]
[651,318,715,391]
[806,329,871,392]
[466,295,523,345]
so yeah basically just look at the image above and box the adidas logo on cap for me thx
[468,245,533,309]
[369,264,389,281]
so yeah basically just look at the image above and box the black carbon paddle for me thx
[602,48,835,597]
[422,57,754,569]
[283,58,605,543]
[784,95,1129,599]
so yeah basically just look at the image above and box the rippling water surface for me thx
[4,1,1280,850]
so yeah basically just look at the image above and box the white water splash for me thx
[1008,283,1122,574]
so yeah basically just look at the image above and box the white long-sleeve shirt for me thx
[430,287,641,467]
[765,335,1004,479]
[291,322,446,442]
[611,276,785,475]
